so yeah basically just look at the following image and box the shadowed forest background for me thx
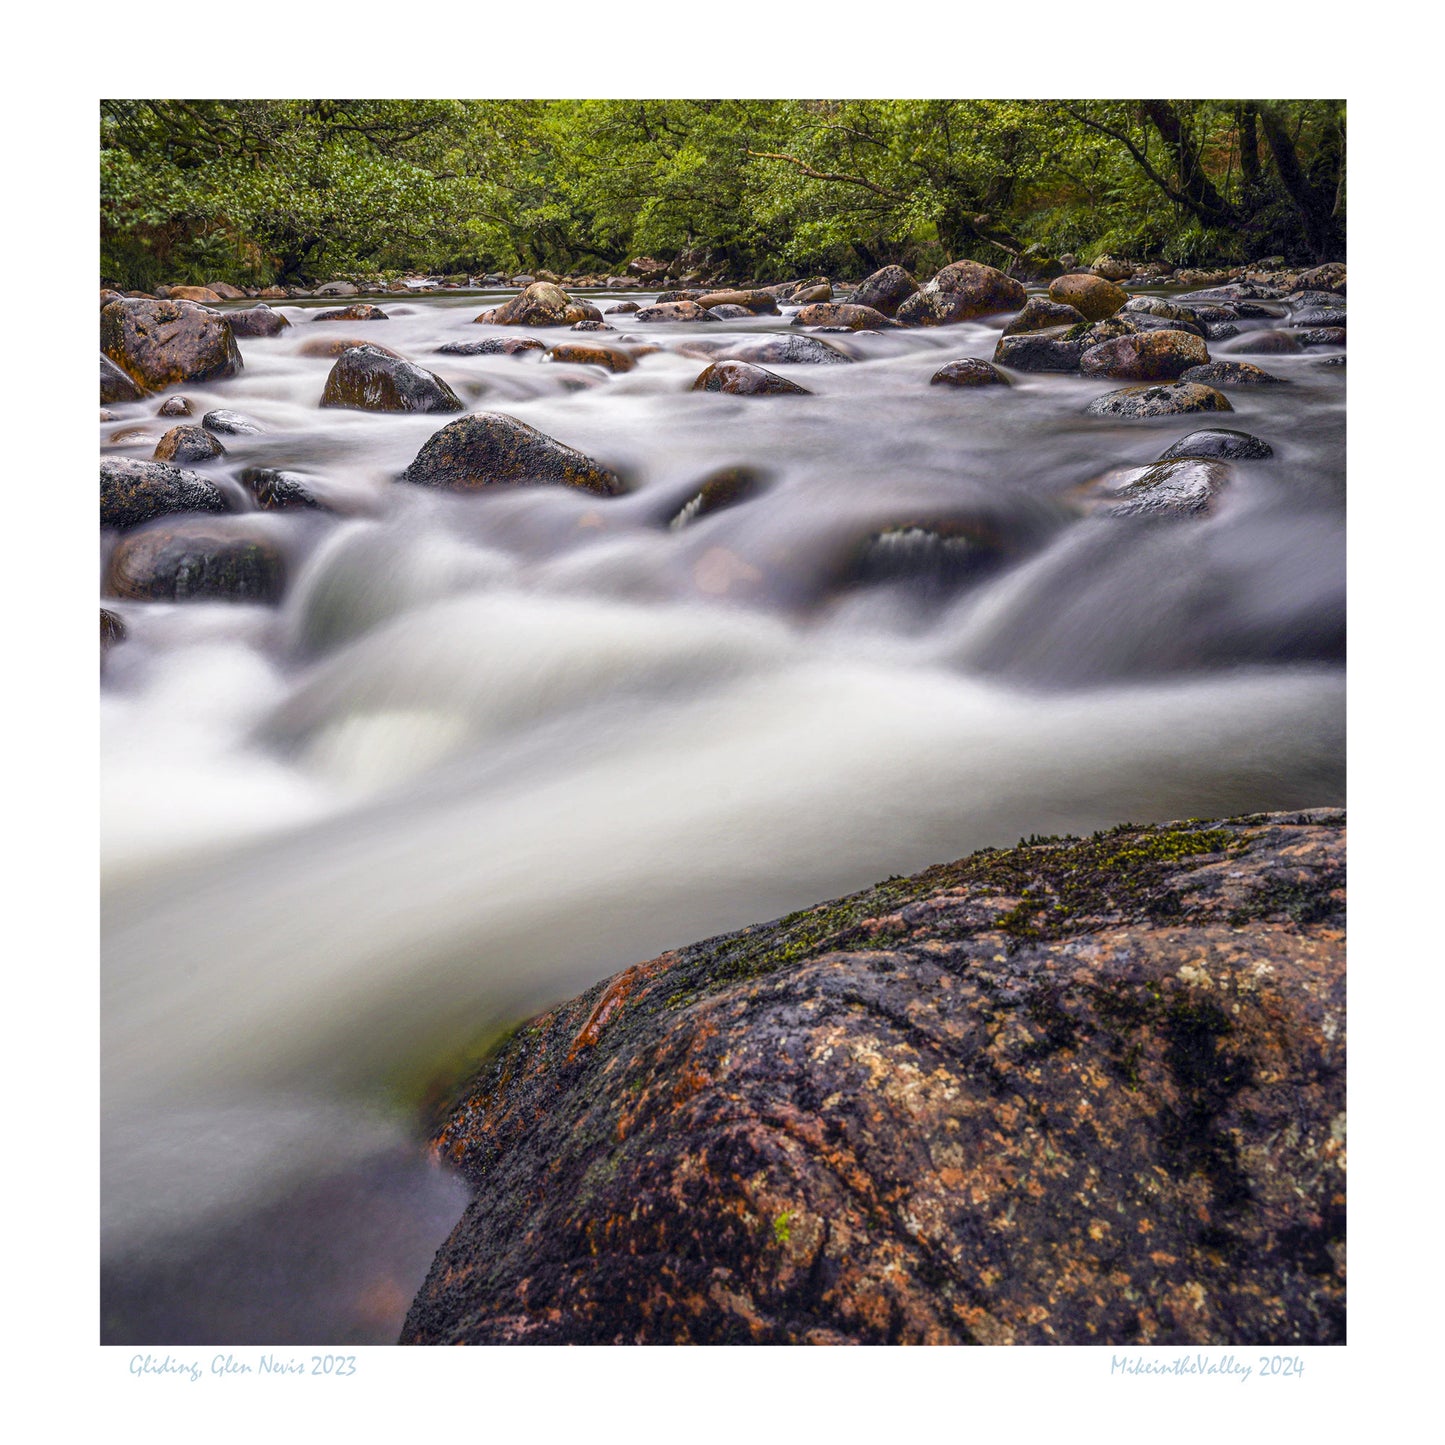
[100,99,1345,290]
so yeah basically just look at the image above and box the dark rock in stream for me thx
[156,395,193,417]
[992,329,1089,372]
[402,811,1346,1346]
[100,457,231,529]
[239,467,326,511]
[850,265,918,318]
[106,521,286,603]
[632,301,717,324]
[400,413,625,496]
[1001,298,1086,336]
[202,409,265,436]
[224,304,292,338]
[1179,361,1283,388]
[663,466,768,529]
[1083,458,1234,517]
[100,607,126,650]
[319,344,464,414]
[102,298,242,393]
[549,342,635,373]
[1158,429,1274,462]
[154,425,226,464]
[930,358,1009,387]
[437,337,545,357]
[313,304,388,322]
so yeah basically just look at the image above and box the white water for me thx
[99,287,1345,1339]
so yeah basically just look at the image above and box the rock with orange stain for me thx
[403,811,1345,1345]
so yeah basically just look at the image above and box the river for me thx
[99,285,1345,1342]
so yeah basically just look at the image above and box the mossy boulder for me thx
[319,344,464,414]
[895,260,1026,326]
[1084,382,1233,419]
[1079,330,1211,382]
[691,361,812,396]
[101,298,242,393]
[850,265,918,317]
[100,457,231,529]
[399,412,624,496]
[105,521,285,603]
[930,358,1010,388]
[153,425,226,464]
[403,811,1345,1346]
[1049,273,1128,322]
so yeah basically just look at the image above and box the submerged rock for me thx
[930,358,1009,388]
[1231,330,1302,355]
[549,342,636,373]
[664,466,767,529]
[100,457,230,529]
[691,361,811,396]
[895,260,1026,326]
[1085,383,1232,419]
[400,413,624,496]
[153,425,226,464]
[106,521,285,603]
[694,335,851,366]
[239,467,325,511]
[101,298,242,392]
[1088,458,1233,517]
[404,812,1346,1346]
[100,607,126,650]
[319,344,464,413]
[633,301,717,323]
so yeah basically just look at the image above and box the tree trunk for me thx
[1137,100,1237,224]
[1256,103,1338,261]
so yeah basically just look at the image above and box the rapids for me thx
[99,288,1345,1341]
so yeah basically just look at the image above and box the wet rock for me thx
[99,409,119,423]
[101,354,146,404]
[1123,297,1198,325]
[1084,382,1232,419]
[846,519,1012,593]
[1296,328,1346,348]
[106,521,286,603]
[481,283,597,327]
[1295,262,1346,294]
[297,336,402,359]
[1079,330,1210,382]
[1157,428,1274,462]
[787,283,833,305]
[706,304,754,320]
[1089,253,1134,281]
[1116,311,1206,339]
[1088,458,1233,517]
[100,288,124,310]
[1231,330,1303,355]
[168,285,223,303]
[224,304,292,338]
[792,302,895,330]
[100,457,231,529]
[319,343,464,413]
[1001,298,1086,336]
[436,337,545,357]
[101,298,243,392]
[695,289,780,315]
[1204,323,1241,342]
[895,261,1026,326]
[101,607,126,650]
[107,426,162,447]
[1289,308,1346,330]
[688,335,853,367]
[156,395,193,417]
[400,412,624,496]
[605,302,641,315]
[633,301,718,323]
[548,343,636,374]
[1315,356,1346,369]
[154,425,226,464]
[1287,292,1344,312]
[692,361,811,396]
[1178,361,1285,388]
[1009,252,1065,283]
[258,286,288,300]
[313,303,388,322]
[654,290,704,304]
[404,812,1345,1347]
[570,320,614,332]
[993,329,1089,372]
[239,466,325,511]
[850,265,918,317]
[664,466,767,529]
[207,282,247,300]
[1049,273,1128,322]
[930,358,1009,387]
[202,409,264,436]
[315,281,359,297]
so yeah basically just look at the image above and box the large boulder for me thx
[895,261,1026,326]
[993,329,1090,372]
[850,265,918,317]
[1079,330,1211,381]
[691,361,811,396]
[100,457,231,529]
[1084,382,1233,419]
[403,811,1346,1346]
[101,298,243,392]
[400,413,624,496]
[1049,273,1128,322]
[481,283,597,327]
[105,521,285,603]
[319,344,464,413]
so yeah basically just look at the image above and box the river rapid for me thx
[99,286,1345,1342]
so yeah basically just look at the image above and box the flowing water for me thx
[99,288,1345,1342]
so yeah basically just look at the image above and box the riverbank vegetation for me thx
[101,99,1345,291]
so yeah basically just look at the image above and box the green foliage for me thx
[99,99,1346,290]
